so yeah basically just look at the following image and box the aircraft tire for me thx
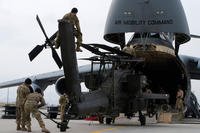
[106,118,112,125]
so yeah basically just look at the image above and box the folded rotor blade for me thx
[51,47,63,69]
[190,34,200,39]
[81,44,105,56]
[78,57,98,61]
[28,45,44,61]
[89,43,132,56]
[36,15,49,40]
[78,56,103,61]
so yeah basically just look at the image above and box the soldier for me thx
[24,88,50,133]
[59,93,69,122]
[175,86,184,120]
[16,78,32,131]
[54,7,83,52]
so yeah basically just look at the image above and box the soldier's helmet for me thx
[71,7,78,13]
[25,78,32,85]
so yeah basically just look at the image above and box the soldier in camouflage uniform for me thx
[54,7,83,52]
[59,93,69,122]
[175,87,184,120]
[16,78,32,131]
[24,88,50,133]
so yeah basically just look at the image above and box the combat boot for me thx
[75,42,83,52]
[41,127,50,133]
[21,126,27,131]
[16,125,21,130]
[27,126,32,132]
[76,47,82,52]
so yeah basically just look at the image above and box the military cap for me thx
[71,8,78,13]
[25,78,32,85]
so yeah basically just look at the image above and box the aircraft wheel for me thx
[106,118,112,125]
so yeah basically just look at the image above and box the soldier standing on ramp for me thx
[16,78,32,131]
[59,93,69,122]
[175,86,184,120]
[54,7,83,52]
[24,88,50,133]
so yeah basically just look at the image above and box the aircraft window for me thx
[132,32,161,39]
[126,32,175,45]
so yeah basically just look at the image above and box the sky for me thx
[0,0,200,105]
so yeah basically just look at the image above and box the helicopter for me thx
[1,0,200,131]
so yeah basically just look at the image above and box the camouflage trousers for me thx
[175,98,184,120]
[74,30,82,48]
[60,104,66,122]
[24,102,45,128]
[55,29,82,48]
[16,105,26,127]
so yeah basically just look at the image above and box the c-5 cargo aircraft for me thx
[1,0,200,131]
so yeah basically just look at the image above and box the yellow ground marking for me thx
[91,127,121,133]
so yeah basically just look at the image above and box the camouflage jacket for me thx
[62,12,81,33]
[25,92,45,107]
[16,83,30,107]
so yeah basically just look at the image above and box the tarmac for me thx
[1,108,200,133]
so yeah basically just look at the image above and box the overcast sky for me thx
[0,0,200,105]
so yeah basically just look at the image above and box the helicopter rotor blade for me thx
[36,15,49,41]
[28,31,57,62]
[81,43,105,56]
[50,46,63,69]
[78,57,102,61]
[28,44,45,61]
[36,15,62,68]
[28,15,62,69]
[88,43,132,56]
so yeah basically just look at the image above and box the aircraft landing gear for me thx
[106,117,112,124]
[98,115,104,124]
[139,111,146,126]
[98,116,115,125]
